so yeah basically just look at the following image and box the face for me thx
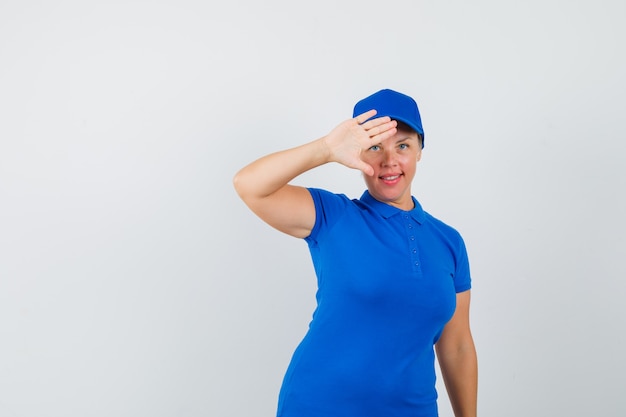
[361,125,422,210]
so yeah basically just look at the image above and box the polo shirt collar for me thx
[360,190,426,224]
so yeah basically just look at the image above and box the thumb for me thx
[356,161,374,177]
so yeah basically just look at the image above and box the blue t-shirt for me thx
[277,189,472,417]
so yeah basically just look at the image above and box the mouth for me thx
[380,174,402,184]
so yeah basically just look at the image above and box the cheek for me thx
[362,152,380,163]
[400,155,418,166]
[362,156,385,172]
[401,157,419,175]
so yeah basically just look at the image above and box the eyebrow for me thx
[395,136,417,144]
[369,137,415,149]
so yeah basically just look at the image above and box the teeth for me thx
[383,175,399,180]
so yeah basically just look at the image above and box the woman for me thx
[233,89,477,417]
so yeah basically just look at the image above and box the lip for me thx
[379,173,403,185]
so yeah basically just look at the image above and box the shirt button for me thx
[415,262,419,266]
[412,249,417,254]
[410,236,415,240]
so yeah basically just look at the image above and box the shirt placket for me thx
[403,214,423,278]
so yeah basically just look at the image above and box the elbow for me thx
[233,168,262,207]
[232,170,242,195]
[232,169,248,200]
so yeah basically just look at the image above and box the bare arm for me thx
[232,110,397,238]
[436,290,478,417]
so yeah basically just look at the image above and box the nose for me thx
[382,149,398,166]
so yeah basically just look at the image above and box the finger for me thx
[372,125,397,141]
[354,109,377,125]
[365,120,397,137]
[361,115,393,131]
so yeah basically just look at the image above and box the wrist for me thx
[312,135,333,165]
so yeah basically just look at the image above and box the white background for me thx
[1,1,625,416]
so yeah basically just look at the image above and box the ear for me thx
[416,149,422,163]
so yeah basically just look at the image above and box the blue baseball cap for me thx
[353,89,425,148]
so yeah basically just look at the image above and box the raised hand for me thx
[322,110,397,176]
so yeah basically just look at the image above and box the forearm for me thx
[438,344,478,417]
[233,137,330,201]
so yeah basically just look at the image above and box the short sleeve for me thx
[305,188,352,245]
[453,234,472,293]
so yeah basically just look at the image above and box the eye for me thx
[368,145,381,151]
[399,143,409,150]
